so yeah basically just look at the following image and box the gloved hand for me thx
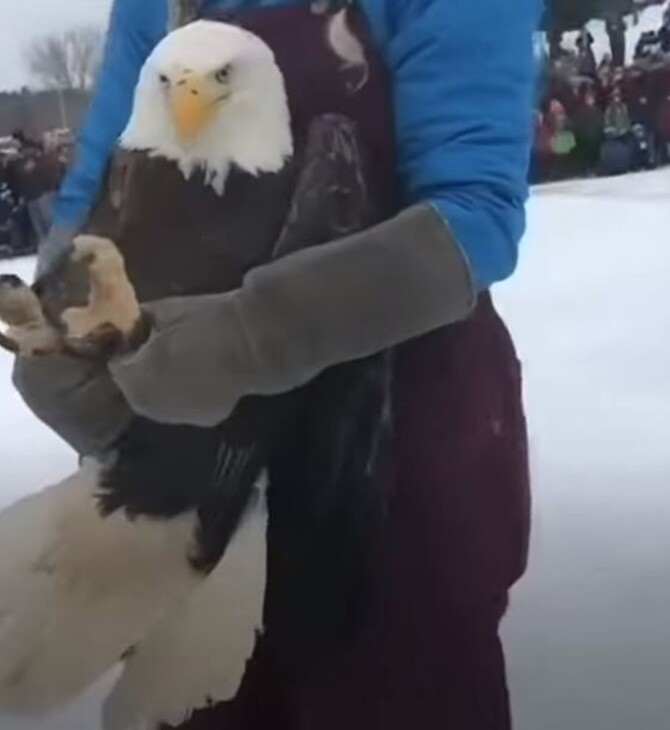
[110,204,475,427]
[13,354,133,456]
[15,223,133,455]
[35,224,77,279]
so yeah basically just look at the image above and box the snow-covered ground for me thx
[498,168,670,730]
[0,168,669,729]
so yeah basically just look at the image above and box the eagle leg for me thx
[60,236,142,349]
[0,274,61,357]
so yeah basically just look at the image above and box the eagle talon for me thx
[60,236,141,344]
[0,332,19,354]
[0,275,61,357]
[64,322,126,360]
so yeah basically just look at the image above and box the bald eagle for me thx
[0,17,388,728]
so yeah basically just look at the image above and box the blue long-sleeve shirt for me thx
[53,0,541,289]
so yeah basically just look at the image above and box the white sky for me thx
[2,2,666,91]
[0,0,113,91]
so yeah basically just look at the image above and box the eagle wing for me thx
[264,114,391,678]
[101,113,383,730]
[272,113,373,258]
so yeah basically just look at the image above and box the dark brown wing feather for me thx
[262,115,391,679]
[35,116,390,679]
[272,113,373,258]
[193,114,390,582]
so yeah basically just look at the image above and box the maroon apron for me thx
[169,3,531,728]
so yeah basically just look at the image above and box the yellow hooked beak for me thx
[169,73,226,142]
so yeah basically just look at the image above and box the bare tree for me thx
[25,26,103,92]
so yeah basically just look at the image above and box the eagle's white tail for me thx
[102,482,267,730]
[0,460,200,712]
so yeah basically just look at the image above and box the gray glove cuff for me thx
[35,225,77,280]
[110,203,475,427]
[237,202,476,391]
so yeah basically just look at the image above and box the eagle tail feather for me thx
[102,482,268,730]
[0,460,200,713]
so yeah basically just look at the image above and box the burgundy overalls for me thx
[168,3,531,728]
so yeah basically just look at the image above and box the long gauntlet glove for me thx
[110,203,476,427]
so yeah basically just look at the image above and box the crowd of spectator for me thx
[3,15,670,258]
[531,8,670,183]
[0,130,67,259]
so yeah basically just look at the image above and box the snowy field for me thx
[0,168,669,729]
[498,169,670,730]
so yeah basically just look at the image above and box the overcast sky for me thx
[1,0,112,90]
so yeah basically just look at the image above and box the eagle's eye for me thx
[159,73,170,88]
[214,65,231,84]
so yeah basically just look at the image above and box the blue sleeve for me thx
[388,0,542,289]
[52,0,165,229]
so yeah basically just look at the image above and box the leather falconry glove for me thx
[110,203,476,427]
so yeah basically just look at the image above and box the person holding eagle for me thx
[0,0,540,729]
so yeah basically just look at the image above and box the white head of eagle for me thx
[121,20,294,194]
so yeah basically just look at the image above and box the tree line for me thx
[0,24,103,138]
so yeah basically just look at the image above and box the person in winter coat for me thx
[548,27,564,62]
[546,99,577,180]
[634,30,663,62]
[13,1,539,729]
[629,93,660,169]
[0,156,37,256]
[659,8,670,53]
[656,93,670,163]
[7,131,63,247]
[530,109,553,182]
[533,31,550,107]
[606,14,627,68]
[10,151,61,244]
[576,28,597,78]
[10,129,42,154]
[600,87,635,175]
[629,89,653,129]
[0,171,24,257]
[573,88,604,174]
[598,52,613,75]
[596,60,614,108]
[604,86,632,139]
